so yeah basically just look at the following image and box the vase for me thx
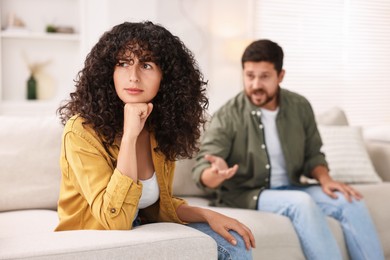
[27,74,37,100]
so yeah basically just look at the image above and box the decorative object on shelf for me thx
[35,69,56,100]
[5,12,26,31]
[27,75,37,100]
[46,24,75,34]
[22,52,52,100]
[46,25,56,33]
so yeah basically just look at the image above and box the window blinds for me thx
[253,0,390,126]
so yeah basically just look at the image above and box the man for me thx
[192,39,384,260]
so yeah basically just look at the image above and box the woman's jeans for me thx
[258,185,384,260]
[187,222,252,260]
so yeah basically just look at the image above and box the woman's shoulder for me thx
[64,115,85,131]
[63,115,98,140]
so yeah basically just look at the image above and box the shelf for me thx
[0,0,84,115]
[0,30,80,41]
[0,100,61,116]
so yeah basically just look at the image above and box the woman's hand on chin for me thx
[123,103,153,139]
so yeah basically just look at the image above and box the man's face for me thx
[243,61,285,110]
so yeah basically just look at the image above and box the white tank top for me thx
[138,172,160,209]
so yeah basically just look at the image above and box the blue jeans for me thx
[187,222,252,260]
[258,185,384,260]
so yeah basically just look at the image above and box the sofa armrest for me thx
[0,222,217,259]
[365,140,390,182]
[364,125,390,182]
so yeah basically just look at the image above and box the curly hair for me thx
[58,21,209,161]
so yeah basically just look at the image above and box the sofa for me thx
[0,108,389,259]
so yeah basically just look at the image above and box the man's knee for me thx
[292,191,316,208]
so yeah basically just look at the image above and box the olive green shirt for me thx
[192,89,327,209]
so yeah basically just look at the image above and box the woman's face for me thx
[113,52,162,104]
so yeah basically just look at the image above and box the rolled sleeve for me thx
[106,169,142,218]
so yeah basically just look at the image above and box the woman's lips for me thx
[125,88,143,94]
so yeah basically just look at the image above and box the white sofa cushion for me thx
[173,158,206,197]
[318,125,382,184]
[0,116,63,212]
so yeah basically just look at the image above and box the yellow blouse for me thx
[55,115,187,231]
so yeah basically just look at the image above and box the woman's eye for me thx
[116,61,129,67]
[142,63,152,69]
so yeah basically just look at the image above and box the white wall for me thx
[206,0,253,113]
[155,0,253,113]
[3,0,389,122]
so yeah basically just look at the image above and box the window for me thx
[253,0,390,126]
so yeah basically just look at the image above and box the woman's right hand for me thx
[123,103,153,138]
[205,210,256,250]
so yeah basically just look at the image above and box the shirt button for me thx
[259,124,264,129]
[265,164,270,169]
[110,208,116,213]
[261,144,266,149]
[251,111,256,115]
[256,111,261,116]
[253,195,258,200]
[265,177,269,182]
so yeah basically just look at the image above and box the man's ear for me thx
[278,69,286,83]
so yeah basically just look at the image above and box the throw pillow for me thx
[318,125,382,184]
[316,107,349,126]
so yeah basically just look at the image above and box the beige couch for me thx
[0,109,389,259]
[0,116,216,260]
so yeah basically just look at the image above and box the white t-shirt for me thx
[260,108,290,188]
[138,172,160,209]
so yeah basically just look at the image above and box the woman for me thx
[56,21,255,259]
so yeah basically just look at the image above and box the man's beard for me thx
[252,87,279,107]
